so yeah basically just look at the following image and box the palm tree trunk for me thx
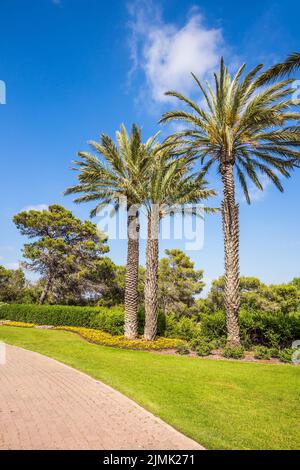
[144,207,159,341]
[39,277,51,305]
[124,207,139,339]
[221,164,241,346]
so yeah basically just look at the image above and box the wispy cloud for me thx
[237,173,274,204]
[127,1,225,106]
[52,0,61,5]
[4,262,20,270]
[21,204,48,212]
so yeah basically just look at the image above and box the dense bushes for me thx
[254,346,272,360]
[90,307,125,335]
[0,304,166,336]
[165,315,200,340]
[240,310,300,348]
[197,310,300,349]
[223,345,245,359]
[0,304,101,327]
[1,304,299,354]
[90,307,166,336]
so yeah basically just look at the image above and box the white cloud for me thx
[246,178,270,203]
[52,0,61,5]
[4,262,20,270]
[239,170,283,204]
[21,204,48,212]
[128,1,224,104]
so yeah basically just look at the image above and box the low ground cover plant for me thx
[223,345,245,359]
[254,346,272,360]
[55,325,184,350]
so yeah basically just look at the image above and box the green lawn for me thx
[0,325,299,450]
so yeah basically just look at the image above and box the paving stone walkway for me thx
[0,344,204,450]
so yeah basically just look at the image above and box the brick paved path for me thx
[0,344,204,450]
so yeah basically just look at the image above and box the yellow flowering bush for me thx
[5,321,35,328]
[1,320,185,350]
[56,325,185,350]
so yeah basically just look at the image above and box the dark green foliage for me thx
[196,342,212,357]
[159,249,205,317]
[269,347,280,358]
[164,315,199,341]
[253,346,272,360]
[13,205,109,305]
[240,310,300,348]
[189,337,212,357]
[90,307,125,335]
[165,308,300,348]
[0,304,169,336]
[0,265,26,303]
[0,304,101,327]
[200,312,226,341]
[137,307,166,336]
[278,348,294,363]
[198,310,300,349]
[223,345,245,359]
[207,276,300,314]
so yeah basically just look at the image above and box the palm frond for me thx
[257,53,300,85]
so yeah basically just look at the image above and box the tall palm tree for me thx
[142,149,216,340]
[160,59,300,345]
[257,52,300,84]
[65,124,159,339]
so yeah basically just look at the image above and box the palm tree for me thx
[65,124,159,339]
[257,52,300,84]
[142,149,216,340]
[160,59,300,345]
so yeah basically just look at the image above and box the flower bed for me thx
[55,325,185,350]
[5,321,35,328]
[2,320,185,350]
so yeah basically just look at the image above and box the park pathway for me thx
[0,344,203,450]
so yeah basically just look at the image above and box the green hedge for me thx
[0,304,167,336]
[199,310,300,348]
[1,304,299,347]
[0,304,101,327]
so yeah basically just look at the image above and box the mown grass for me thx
[0,325,299,450]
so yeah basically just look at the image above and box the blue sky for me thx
[0,0,300,293]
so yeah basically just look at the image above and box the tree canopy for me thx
[158,249,205,317]
[13,205,109,304]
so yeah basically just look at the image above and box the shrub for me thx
[189,336,213,356]
[0,303,167,337]
[198,309,300,349]
[195,341,212,357]
[189,336,208,350]
[240,310,300,348]
[278,348,294,363]
[164,314,178,337]
[209,337,227,349]
[90,307,125,335]
[175,317,199,341]
[137,307,166,336]
[223,345,245,359]
[269,347,280,358]
[0,303,100,327]
[165,315,199,341]
[253,346,271,360]
[199,311,226,341]
[175,343,190,355]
